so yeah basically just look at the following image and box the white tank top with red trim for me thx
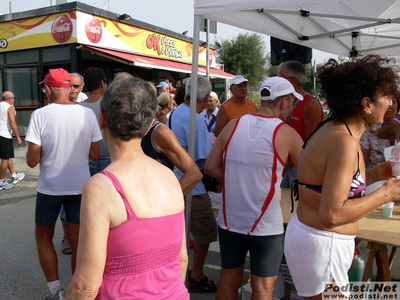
[217,114,286,236]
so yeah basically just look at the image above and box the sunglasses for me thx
[73,84,82,89]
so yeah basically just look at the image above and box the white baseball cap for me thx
[260,77,303,101]
[229,75,248,87]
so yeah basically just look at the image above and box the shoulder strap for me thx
[286,99,301,124]
[207,115,216,132]
[100,171,136,219]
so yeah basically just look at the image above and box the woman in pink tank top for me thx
[66,77,189,300]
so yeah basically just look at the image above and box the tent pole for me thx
[206,19,210,80]
[185,14,201,276]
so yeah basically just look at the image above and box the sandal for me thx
[188,275,217,293]
[61,239,72,255]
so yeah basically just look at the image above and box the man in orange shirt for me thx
[214,75,257,137]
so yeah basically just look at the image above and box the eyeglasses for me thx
[73,84,82,89]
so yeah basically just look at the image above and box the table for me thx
[280,188,400,281]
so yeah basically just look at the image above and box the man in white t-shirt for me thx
[26,68,102,299]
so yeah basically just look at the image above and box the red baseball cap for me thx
[39,68,73,88]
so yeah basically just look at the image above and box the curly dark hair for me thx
[318,55,399,119]
[100,77,157,141]
[83,67,107,92]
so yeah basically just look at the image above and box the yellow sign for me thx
[0,9,216,67]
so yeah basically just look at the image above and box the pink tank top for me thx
[96,171,189,300]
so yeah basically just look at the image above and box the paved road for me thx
[0,146,398,299]
[0,197,225,299]
[0,146,225,299]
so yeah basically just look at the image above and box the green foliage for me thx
[217,34,323,97]
[216,33,268,91]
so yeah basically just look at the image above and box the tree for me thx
[217,33,268,91]
[265,57,319,96]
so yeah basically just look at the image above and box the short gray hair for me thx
[184,76,212,103]
[70,73,85,86]
[278,60,308,87]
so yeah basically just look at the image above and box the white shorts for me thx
[284,214,355,297]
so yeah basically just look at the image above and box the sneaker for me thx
[11,172,25,184]
[0,180,13,190]
[44,289,65,300]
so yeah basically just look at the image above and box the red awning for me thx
[83,46,234,79]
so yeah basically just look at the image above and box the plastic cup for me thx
[382,202,394,218]
[392,161,400,177]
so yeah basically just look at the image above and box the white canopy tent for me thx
[194,0,400,58]
[185,0,400,246]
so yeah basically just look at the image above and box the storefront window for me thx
[42,46,70,62]
[5,67,39,107]
[6,49,38,64]
[4,67,39,136]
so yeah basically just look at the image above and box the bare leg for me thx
[8,158,15,174]
[216,266,244,300]
[61,220,68,242]
[190,241,210,281]
[0,158,9,179]
[250,273,277,300]
[35,225,59,282]
[66,222,80,274]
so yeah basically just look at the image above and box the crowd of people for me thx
[2,54,400,300]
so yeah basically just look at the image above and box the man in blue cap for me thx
[156,81,169,96]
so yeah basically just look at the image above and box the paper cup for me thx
[392,162,400,177]
[382,202,394,218]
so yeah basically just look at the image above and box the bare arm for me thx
[213,106,227,137]
[205,120,236,181]
[365,160,395,185]
[89,141,100,161]
[319,137,400,228]
[66,176,110,300]
[158,114,167,125]
[153,125,202,196]
[7,106,22,145]
[303,97,323,140]
[26,142,41,168]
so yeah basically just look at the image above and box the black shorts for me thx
[35,192,82,227]
[0,136,14,159]
[218,226,284,277]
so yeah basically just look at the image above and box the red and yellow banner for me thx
[0,9,216,67]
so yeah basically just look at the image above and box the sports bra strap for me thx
[340,118,353,136]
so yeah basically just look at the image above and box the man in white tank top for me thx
[205,77,304,300]
[0,91,23,190]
